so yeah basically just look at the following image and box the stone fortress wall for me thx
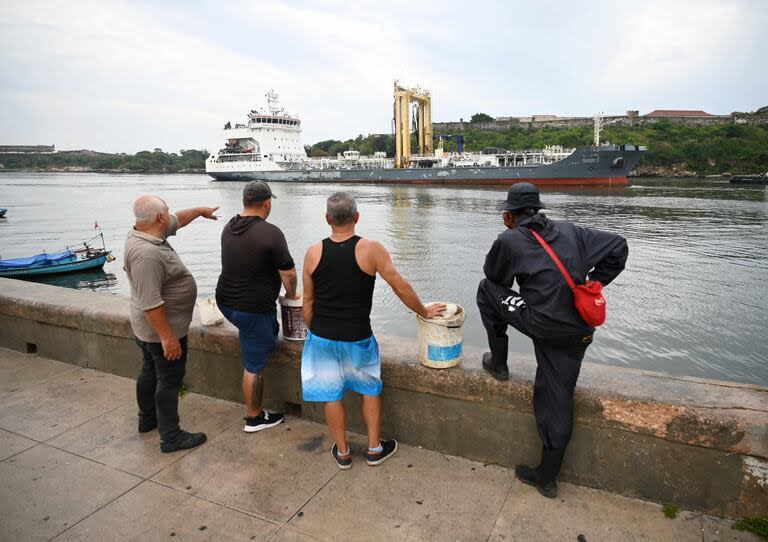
[434,107,768,134]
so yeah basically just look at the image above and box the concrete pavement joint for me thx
[0,441,43,464]
[286,467,341,524]
[40,397,134,444]
[2,361,81,394]
[40,439,161,481]
[146,474,285,526]
[45,474,145,542]
[486,476,516,542]
[141,414,245,481]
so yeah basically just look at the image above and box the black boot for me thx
[515,447,565,498]
[482,336,509,381]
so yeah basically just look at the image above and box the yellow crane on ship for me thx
[393,81,433,168]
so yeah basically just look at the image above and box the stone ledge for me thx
[0,277,766,517]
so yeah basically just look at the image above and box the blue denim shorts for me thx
[301,330,382,402]
[219,304,278,374]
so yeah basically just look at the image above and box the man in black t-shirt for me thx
[216,181,299,433]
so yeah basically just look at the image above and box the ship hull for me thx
[207,146,643,187]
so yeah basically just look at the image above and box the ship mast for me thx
[266,89,284,116]
[593,112,603,146]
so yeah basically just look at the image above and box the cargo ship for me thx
[206,88,645,186]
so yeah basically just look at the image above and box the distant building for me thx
[643,110,714,118]
[0,145,55,154]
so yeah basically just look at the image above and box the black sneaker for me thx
[331,443,352,470]
[138,415,158,433]
[243,411,284,433]
[160,431,207,453]
[364,439,398,466]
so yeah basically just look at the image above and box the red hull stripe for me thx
[325,177,629,187]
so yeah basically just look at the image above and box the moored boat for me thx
[0,234,114,278]
[729,173,768,184]
[0,208,7,218]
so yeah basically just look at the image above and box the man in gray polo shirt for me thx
[124,195,218,453]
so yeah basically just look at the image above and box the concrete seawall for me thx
[0,277,766,518]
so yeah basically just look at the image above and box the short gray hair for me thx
[326,192,357,225]
[133,195,168,225]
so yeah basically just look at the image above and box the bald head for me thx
[133,195,168,227]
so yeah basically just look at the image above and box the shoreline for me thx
[0,167,206,174]
[0,168,735,180]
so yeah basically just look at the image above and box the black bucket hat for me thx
[498,182,545,212]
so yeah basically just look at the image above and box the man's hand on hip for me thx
[161,335,182,361]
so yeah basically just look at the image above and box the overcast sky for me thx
[0,0,765,153]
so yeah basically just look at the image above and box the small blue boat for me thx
[0,208,7,218]
[0,234,114,278]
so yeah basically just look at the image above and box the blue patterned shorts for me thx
[301,331,382,402]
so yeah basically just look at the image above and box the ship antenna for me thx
[266,89,283,116]
[593,112,603,146]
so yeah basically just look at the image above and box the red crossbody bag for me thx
[530,229,606,327]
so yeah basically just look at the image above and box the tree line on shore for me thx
[0,149,209,173]
[2,123,766,176]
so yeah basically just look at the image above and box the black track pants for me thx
[135,336,188,442]
[476,279,591,450]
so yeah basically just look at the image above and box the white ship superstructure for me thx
[206,90,307,176]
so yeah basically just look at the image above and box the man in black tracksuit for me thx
[476,183,628,498]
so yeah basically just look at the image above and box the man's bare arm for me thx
[175,206,219,228]
[302,246,320,327]
[373,242,445,319]
[143,305,182,360]
[279,267,299,299]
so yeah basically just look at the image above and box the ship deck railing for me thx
[215,153,263,162]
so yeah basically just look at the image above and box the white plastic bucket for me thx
[197,297,224,326]
[417,302,466,369]
[279,295,307,341]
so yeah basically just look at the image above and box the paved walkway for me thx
[0,348,757,542]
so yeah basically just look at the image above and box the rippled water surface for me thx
[1,173,766,385]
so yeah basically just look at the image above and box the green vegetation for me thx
[733,517,768,540]
[4,122,767,176]
[470,113,495,123]
[661,504,679,519]
[307,134,393,158]
[304,122,768,176]
[0,149,209,173]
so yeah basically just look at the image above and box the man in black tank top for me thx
[301,192,445,470]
